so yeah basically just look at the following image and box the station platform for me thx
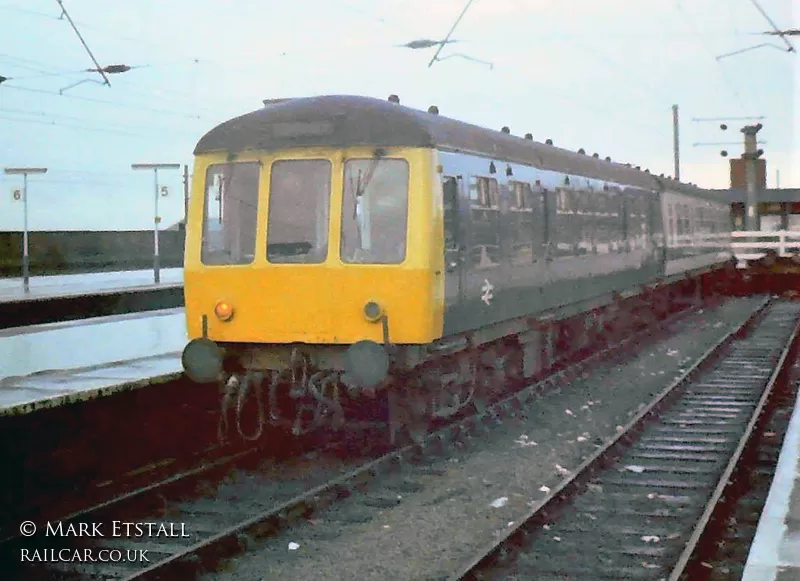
[0,309,186,416]
[0,267,184,302]
[0,268,185,329]
[743,381,800,580]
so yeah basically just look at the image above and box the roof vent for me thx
[501,126,510,134]
[592,153,599,158]
[605,156,611,162]
[635,166,641,170]
[428,105,439,114]
[388,94,400,103]
[524,133,533,140]
[545,139,553,145]
[644,169,650,173]
[578,148,586,155]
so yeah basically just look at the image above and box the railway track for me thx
[6,435,389,581]
[4,297,719,581]
[676,367,800,580]
[9,296,779,581]
[449,299,800,581]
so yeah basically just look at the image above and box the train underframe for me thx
[213,264,742,447]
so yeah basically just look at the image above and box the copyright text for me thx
[19,520,190,538]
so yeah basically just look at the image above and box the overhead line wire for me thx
[0,2,203,64]
[345,0,667,132]
[0,113,202,139]
[0,107,203,137]
[673,0,750,116]
[0,53,231,114]
[747,0,795,52]
[428,0,477,67]
[1,84,211,121]
[54,0,110,86]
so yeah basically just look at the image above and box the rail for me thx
[449,298,800,581]
[4,302,707,580]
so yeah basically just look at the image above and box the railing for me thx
[731,230,800,267]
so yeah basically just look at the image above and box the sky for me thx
[0,0,797,231]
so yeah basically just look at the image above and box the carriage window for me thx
[267,159,331,264]
[681,204,690,236]
[509,181,536,211]
[509,181,541,263]
[467,177,501,266]
[341,158,409,264]
[201,162,260,266]
[470,177,498,208]
[443,176,459,252]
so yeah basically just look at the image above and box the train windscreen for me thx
[201,162,260,266]
[266,159,332,264]
[340,158,409,264]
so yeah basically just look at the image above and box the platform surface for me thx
[0,268,183,303]
[0,309,187,416]
[742,381,800,580]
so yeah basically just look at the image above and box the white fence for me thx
[731,230,800,267]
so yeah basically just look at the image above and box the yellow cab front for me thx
[183,146,443,347]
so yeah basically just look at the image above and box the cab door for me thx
[443,176,466,304]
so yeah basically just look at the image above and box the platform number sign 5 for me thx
[11,188,22,202]
[160,185,169,197]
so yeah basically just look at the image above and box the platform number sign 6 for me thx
[11,188,22,202]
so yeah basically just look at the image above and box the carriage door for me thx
[648,194,664,265]
[443,176,466,303]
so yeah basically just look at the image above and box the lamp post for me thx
[4,167,47,293]
[131,163,181,283]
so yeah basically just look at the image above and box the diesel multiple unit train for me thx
[181,94,734,444]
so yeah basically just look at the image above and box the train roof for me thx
[194,95,724,201]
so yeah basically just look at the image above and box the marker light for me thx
[363,301,383,322]
[214,300,234,321]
